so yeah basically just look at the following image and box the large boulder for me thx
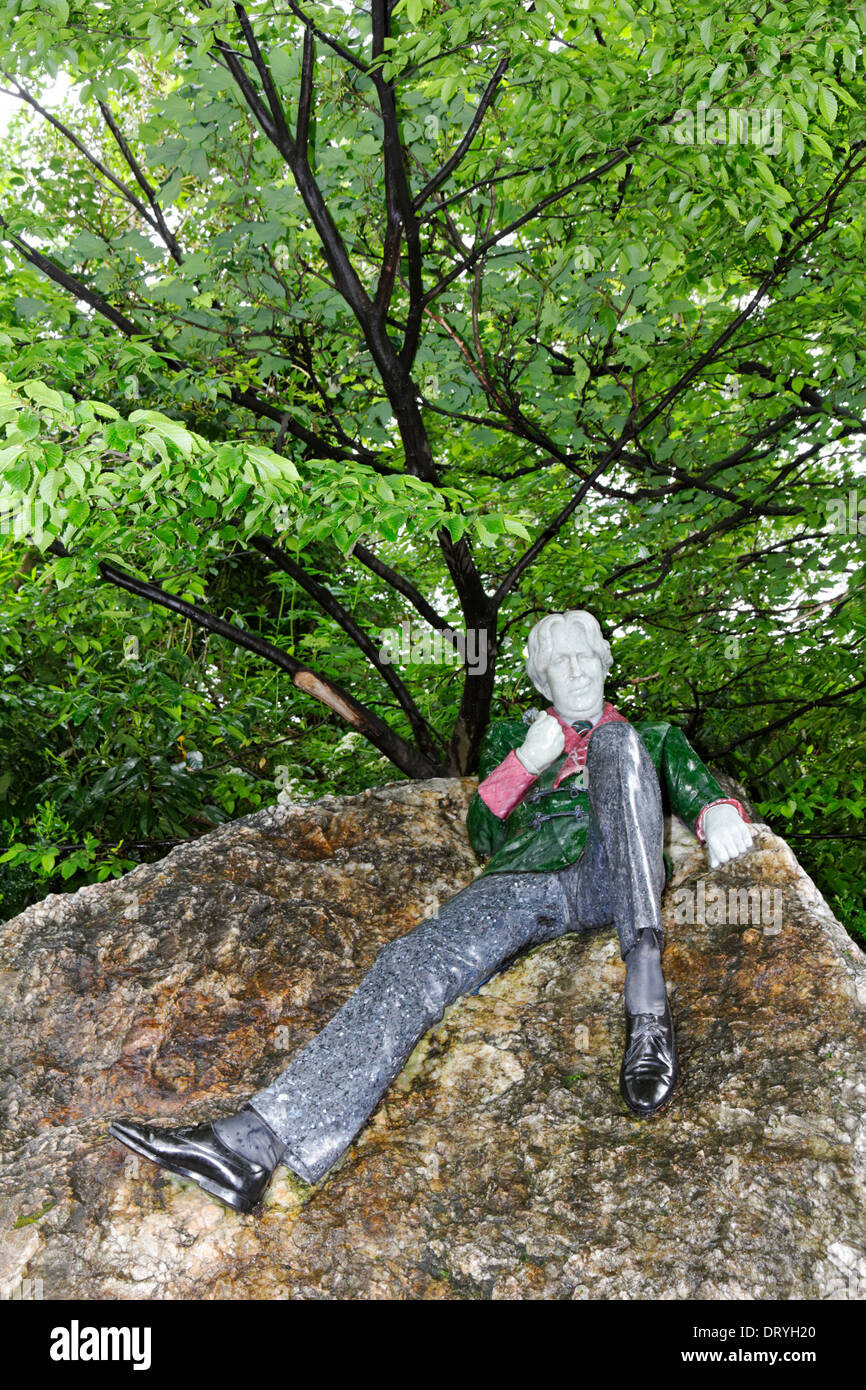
[0,778,864,1300]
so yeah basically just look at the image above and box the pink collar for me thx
[546,701,625,743]
[545,701,629,786]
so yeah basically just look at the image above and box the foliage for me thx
[0,1,863,931]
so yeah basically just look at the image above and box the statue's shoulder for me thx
[634,718,673,734]
[633,718,673,759]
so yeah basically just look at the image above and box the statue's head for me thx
[525,611,612,721]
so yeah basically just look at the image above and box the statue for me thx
[109,611,753,1213]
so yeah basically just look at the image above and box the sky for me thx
[0,89,16,130]
[0,71,73,135]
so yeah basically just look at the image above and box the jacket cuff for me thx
[695,797,750,844]
[477,748,537,819]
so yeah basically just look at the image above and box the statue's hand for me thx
[516,712,566,776]
[703,803,754,868]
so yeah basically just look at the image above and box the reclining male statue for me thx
[109,609,753,1213]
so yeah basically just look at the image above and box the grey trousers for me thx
[250,722,665,1184]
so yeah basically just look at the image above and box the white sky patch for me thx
[0,71,74,135]
[0,88,18,132]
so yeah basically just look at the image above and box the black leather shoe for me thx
[619,1000,678,1116]
[108,1119,272,1214]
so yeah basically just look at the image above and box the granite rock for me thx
[0,778,863,1300]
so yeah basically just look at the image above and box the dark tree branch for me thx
[208,6,372,327]
[370,0,424,364]
[609,504,800,598]
[0,213,146,336]
[412,56,510,211]
[416,161,552,224]
[46,539,438,778]
[249,534,445,761]
[490,465,604,608]
[735,356,865,427]
[607,425,864,592]
[420,141,654,308]
[200,0,280,144]
[282,0,371,74]
[0,70,182,262]
[200,2,491,657]
[296,24,315,159]
[96,99,184,263]
[233,2,296,155]
[490,149,866,607]
[707,675,866,759]
[351,540,455,638]
[0,213,391,470]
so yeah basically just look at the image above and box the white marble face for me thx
[542,630,606,723]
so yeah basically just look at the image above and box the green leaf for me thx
[787,98,809,131]
[38,469,62,507]
[245,445,300,482]
[21,381,65,412]
[818,87,838,125]
[807,129,834,158]
[786,128,805,164]
[87,401,120,420]
[0,444,26,471]
[66,459,87,491]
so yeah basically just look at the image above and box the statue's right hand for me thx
[516,712,566,776]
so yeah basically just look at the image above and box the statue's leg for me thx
[567,720,665,960]
[568,722,677,1114]
[246,867,569,1184]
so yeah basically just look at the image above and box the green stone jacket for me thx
[466,717,729,877]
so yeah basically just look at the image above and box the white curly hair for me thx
[525,610,612,699]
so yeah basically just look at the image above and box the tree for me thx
[0,1,864,921]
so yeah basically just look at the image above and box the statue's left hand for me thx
[703,803,754,868]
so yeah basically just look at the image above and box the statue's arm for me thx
[466,721,530,859]
[659,725,749,841]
